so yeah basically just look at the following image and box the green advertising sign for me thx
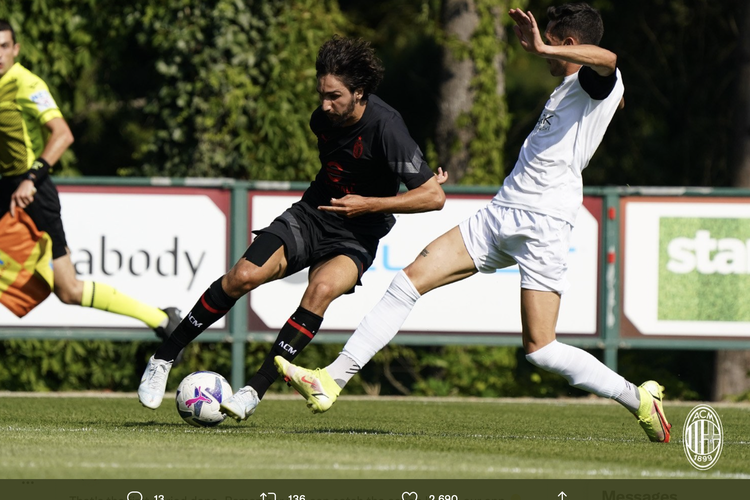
[659,217,750,321]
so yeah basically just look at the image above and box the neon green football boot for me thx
[635,380,671,443]
[274,356,341,414]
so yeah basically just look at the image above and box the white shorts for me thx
[458,203,572,294]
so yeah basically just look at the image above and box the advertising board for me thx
[622,197,750,338]
[0,186,229,329]
[249,193,601,337]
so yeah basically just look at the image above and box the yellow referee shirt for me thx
[0,62,63,176]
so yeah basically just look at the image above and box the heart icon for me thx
[402,492,418,500]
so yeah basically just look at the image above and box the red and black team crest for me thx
[353,136,363,159]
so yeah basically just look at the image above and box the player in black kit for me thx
[138,36,448,418]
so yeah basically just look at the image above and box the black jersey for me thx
[301,94,434,238]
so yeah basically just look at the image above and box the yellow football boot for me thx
[635,380,671,443]
[275,356,341,414]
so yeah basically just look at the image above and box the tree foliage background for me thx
[1,0,743,186]
[1,0,347,179]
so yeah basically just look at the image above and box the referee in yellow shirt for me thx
[0,20,181,339]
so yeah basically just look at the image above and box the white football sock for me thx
[340,270,421,370]
[326,353,361,388]
[525,340,625,399]
[613,380,641,413]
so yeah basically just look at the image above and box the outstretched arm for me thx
[509,8,617,76]
[319,174,446,218]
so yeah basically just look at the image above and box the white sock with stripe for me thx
[525,340,628,399]
[329,270,421,387]
[325,353,361,388]
[614,380,641,413]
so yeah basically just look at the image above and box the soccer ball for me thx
[175,371,233,427]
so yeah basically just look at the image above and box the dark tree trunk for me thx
[436,0,479,183]
[733,1,750,186]
[716,0,750,401]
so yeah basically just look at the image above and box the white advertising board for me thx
[623,199,750,337]
[249,194,600,336]
[0,189,228,328]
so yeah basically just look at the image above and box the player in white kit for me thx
[277,3,671,443]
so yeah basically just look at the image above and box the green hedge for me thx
[0,340,718,400]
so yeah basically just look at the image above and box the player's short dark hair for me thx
[0,19,16,44]
[546,2,604,46]
[316,35,384,100]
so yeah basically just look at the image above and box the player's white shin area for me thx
[325,353,361,387]
[525,340,624,399]
[341,270,420,367]
[138,355,173,409]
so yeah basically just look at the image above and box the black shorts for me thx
[0,176,69,259]
[254,201,379,293]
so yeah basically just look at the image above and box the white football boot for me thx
[138,355,173,409]
[220,386,260,422]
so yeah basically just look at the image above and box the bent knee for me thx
[226,262,272,294]
[54,281,84,305]
[305,280,341,304]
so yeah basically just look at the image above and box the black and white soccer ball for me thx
[175,371,233,427]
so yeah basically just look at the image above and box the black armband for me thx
[25,158,51,186]
[578,66,618,100]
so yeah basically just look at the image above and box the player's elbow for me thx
[64,129,75,148]
[430,189,446,211]
[53,127,75,152]
[413,178,446,212]
[606,52,618,73]
[597,51,618,76]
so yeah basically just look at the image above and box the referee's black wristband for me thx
[25,158,51,186]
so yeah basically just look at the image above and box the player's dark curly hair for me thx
[0,19,16,43]
[316,35,384,100]
[546,2,603,46]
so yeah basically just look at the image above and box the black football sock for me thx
[155,277,237,361]
[248,306,323,398]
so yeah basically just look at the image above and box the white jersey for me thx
[494,67,624,225]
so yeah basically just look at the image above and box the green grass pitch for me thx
[1,393,748,479]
